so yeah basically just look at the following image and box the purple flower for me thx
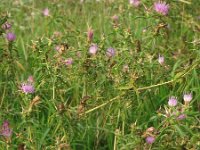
[87,28,94,42]
[158,54,164,65]
[64,58,73,66]
[89,44,98,55]
[0,121,12,138]
[21,83,35,94]
[168,96,177,107]
[129,0,140,7]
[1,22,12,30]
[43,8,49,16]
[183,93,192,102]
[146,136,155,144]
[154,1,169,16]
[177,114,186,120]
[106,47,116,57]
[6,32,16,42]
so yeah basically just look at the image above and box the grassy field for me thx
[0,0,200,149]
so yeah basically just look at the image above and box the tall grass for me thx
[0,0,199,149]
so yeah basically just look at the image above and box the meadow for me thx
[0,0,200,149]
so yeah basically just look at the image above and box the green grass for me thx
[0,0,200,149]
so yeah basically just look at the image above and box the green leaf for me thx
[174,125,186,138]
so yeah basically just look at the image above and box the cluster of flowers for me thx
[129,0,170,16]
[1,21,16,42]
[144,93,193,144]
[168,93,193,119]
[168,93,192,107]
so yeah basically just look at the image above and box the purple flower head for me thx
[154,1,169,16]
[1,22,12,30]
[89,44,98,55]
[87,28,94,42]
[177,114,186,120]
[129,0,140,7]
[64,58,73,66]
[183,93,192,102]
[21,83,35,94]
[146,136,155,144]
[0,121,12,138]
[168,96,177,107]
[106,47,116,57]
[158,54,164,65]
[6,32,16,42]
[43,8,49,16]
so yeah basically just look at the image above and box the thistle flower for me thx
[177,114,186,120]
[145,136,155,144]
[154,1,169,16]
[89,44,98,55]
[0,121,12,138]
[21,83,35,94]
[158,54,164,65]
[87,28,94,42]
[1,22,12,30]
[6,32,16,42]
[106,47,116,57]
[64,58,73,66]
[129,0,140,7]
[183,93,192,102]
[43,8,49,16]
[168,96,177,107]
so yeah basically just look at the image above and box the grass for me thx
[0,0,200,149]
